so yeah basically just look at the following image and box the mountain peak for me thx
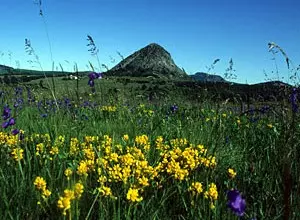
[106,43,186,78]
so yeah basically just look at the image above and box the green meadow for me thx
[0,71,299,219]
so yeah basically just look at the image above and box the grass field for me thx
[0,73,299,219]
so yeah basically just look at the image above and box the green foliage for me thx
[0,81,299,219]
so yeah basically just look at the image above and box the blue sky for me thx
[0,0,299,84]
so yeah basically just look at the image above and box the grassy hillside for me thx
[0,75,298,219]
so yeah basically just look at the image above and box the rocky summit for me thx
[105,43,187,78]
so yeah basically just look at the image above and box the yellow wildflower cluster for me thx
[28,134,65,160]
[156,144,216,181]
[11,147,24,161]
[94,135,159,202]
[228,168,237,179]
[98,185,113,197]
[64,168,73,180]
[76,142,96,176]
[36,143,45,156]
[34,176,52,199]
[137,104,154,117]
[188,182,203,195]
[100,105,117,112]
[126,187,143,202]
[49,135,65,158]
[0,132,19,147]
[204,183,218,209]
[1,130,224,213]
[57,182,84,215]
[70,137,80,156]
[135,134,150,151]
[31,133,51,144]
[77,160,90,176]
[123,134,129,142]
[0,132,24,161]
[170,138,189,148]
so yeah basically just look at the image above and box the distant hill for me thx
[190,72,227,83]
[0,65,14,74]
[0,64,89,77]
[252,80,291,87]
[105,43,187,79]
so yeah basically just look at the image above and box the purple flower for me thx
[88,79,95,87]
[12,129,19,135]
[89,72,102,80]
[8,118,15,126]
[95,72,103,79]
[88,72,97,80]
[15,87,23,96]
[2,106,11,120]
[227,189,246,217]
[290,88,298,113]
[2,121,9,129]
[170,105,178,113]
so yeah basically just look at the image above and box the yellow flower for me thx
[74,182,84,199]
[99,186,112,197]
[57,196,71,216]
[267,124,273,128]
[11,148,24,161]
[98,175,107,184]
[101,105,117,112]
[135,135,150,150]
[83,147,95,160]
[50,146,59,155]
[34,176,47,191]
[204,183,218,201]
[138,176,149,187]
[36,143,45,156]
[77,160,89,176]
[42,189,52,198]
[64,168,73,180]
[189,182,203,194]
[228,168,237,179]
[109,152,119,162]
[123,134,129,141]
[70,137,80,156]
[126,188,143,202]
[63,189,75,200]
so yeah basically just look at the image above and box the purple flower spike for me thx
[170,105,178,113]
[8,118,15,126]
[2,106,11,120]
[88,79,95,87]
[12,129,19,135]
[95,72,103,79]
[2,121,9,129]
[89,72,102,80]
[88,72,96,80]
[227,189,246,217]
[290,88,298,113]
